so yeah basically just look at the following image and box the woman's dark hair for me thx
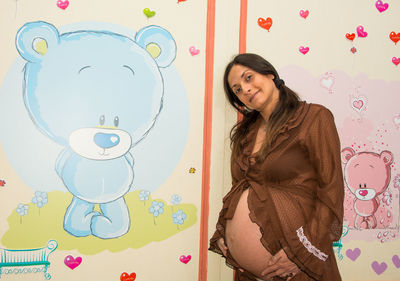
[223,53,301,160]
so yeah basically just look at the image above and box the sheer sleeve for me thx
[287,107,344,278]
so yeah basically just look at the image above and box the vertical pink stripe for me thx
[237,0,248,122]
[199,0,216,280]
[239,0,248,54]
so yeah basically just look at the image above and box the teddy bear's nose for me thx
[94,132,120,149]
[358,190,368,197]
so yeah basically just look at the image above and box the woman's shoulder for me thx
[303,102,334,119]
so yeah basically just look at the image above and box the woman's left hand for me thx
[260,248,300,280]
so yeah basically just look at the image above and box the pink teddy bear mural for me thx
[341,148,393,229]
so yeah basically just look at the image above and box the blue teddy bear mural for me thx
[15,21,177,239]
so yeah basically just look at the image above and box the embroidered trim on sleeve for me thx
[296,226,328,261]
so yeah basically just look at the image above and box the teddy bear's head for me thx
[16,21,176,160]
[341,148,393,201]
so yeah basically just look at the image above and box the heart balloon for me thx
[258,17,273,31]
[299,46,309,55]
[179,255,191,264]
[392,57,400,66]
[299,10,309,19]
[120,272,136,281]
[389,32,400,44]
[64,255,82,270]
[375,0,389,13]
[356,25,368,38]
[189,46,200,56]
[143,8,156,18]
[57,0,69,9]
[346,33,355,41]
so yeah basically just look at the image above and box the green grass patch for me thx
[2,191,197,255]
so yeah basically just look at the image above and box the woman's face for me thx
[227,64,279,116]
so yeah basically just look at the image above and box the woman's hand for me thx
[260,248,300,280]
[217,238,245,273]
[217,238,228,256]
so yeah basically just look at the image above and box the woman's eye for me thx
[99,115,105,125]
[234,87,241,94]
[246,75,252,81]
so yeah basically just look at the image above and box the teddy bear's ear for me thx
[135,25,176,68]
[341,147,355,164]
[380,150,393,166]
[15,21,60,63]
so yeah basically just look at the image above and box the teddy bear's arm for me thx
[55,148,72,176]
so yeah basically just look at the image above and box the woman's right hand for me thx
[217,238,228,256]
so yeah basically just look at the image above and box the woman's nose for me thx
[242,85,252,94]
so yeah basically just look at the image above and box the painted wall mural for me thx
[0,20,195,254]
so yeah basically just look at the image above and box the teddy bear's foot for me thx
[91,197,130,239]
[64,197,100,237]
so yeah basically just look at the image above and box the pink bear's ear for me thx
[341,147,355,163]
[380,150,393,166]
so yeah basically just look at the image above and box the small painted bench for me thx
[0,240,57,280]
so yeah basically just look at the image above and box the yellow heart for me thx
[143,8,156,18]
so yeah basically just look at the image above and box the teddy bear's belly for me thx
[354,200,378,216]
[61,154,133,203]
[225,189,273,279]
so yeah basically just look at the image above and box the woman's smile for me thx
[249,90,259,103]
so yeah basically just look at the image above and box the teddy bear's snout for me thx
[94,132,120,149]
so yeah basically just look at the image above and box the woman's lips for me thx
[249,91,259,102]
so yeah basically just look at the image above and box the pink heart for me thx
[57,0,69,10]
[299,10,309,19]
[299,46,309,55]
[371,261,387,275]
[375,0,389,13]
[346,248,361,261]
[392,57,400,66]
[189,46,199,56]
[353,100,364,110]
[64,255,82,269]
[393,255,400,268]
[357,25,368,38]
[179,255,191,264]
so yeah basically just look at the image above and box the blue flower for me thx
[172,209,187,225]
[16,203,29,216]
[32,191,48,208]
[170,194,182,205]
[139,190,151,202]
[149,201,164,217]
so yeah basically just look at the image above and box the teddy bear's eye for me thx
[114,116,119,127]
[364,183,367,188]
[359,184,362,188]
[99,115,105,125]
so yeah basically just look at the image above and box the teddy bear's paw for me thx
[91,214,130,239]
[90,199,130,239]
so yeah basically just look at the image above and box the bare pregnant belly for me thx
[226,189,273,279]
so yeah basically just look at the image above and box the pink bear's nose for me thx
[358,190,368,197]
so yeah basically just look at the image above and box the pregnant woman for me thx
[209,53,345,281]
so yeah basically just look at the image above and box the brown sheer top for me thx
[209,102,344,280]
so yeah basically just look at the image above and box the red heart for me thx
[120,272,136,281]
[346,33,355,41]
[258,17,273,32]
[390,31,400,44]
